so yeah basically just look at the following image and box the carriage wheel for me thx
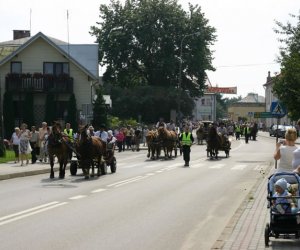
[110,157,117,173]
[264,223,270,247]
[70,161,78,176]
[100,161,108,175]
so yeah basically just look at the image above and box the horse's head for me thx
[78,124,89,140]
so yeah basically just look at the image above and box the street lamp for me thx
[178,31,201,120]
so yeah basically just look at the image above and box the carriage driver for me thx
[63,123,74,160]
[179,125,194,167]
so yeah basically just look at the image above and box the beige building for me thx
[228,93,265,122]
[0,30,99,129]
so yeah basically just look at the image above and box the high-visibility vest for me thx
[182,132,192,146]
[235,126,240,132]
[64,128,73,142]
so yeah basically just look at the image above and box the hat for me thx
[88,126,94,130]
[108,130,113,135]
[275,178,287,190]
[292,148,300,169]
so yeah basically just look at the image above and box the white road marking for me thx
[107,176,145,187]
[190,163,205,168]
[0,202,68,226]
[113,176,149,187]
[209,164,225,169]
[231,164,247,170]
[146,173,155,176]
[91,188,106,193]
[69,195,87,200]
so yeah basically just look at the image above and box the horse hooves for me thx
[85,176,90,180]
[50,174,54,179]
[91,174,95,178]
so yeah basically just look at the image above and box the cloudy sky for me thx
[0,0,299,98]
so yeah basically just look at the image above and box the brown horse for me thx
[146,130,161,160]
[157,127,177,158]
[47,122,70,179]
[206,126,222,159]
[76,125,106,179]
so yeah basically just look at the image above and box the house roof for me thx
[238,93,265,103]
[0,32,98,80]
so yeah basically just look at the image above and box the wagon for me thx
[70,142,117,176]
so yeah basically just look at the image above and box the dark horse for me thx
[76,125,106,179]
[48,122,70,179]
[206,126,222,160]
[157,127,177,158]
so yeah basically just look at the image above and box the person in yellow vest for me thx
[63,123,74,160]
[179,125,194,167]
[235,123,241,140]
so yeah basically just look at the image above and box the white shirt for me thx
[11,132,20,145]
[277,145,298,172]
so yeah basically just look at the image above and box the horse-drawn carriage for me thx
[69,125,117,179]
[206,126,231,159]
[196,121,213,145]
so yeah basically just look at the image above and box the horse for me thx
[196,123,205,145]
[146,130,161,160]
[76,125,106,179]
[206,126,222,160]
[47,122,70,179]
[157,127,177,158]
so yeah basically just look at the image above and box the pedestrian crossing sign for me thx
[270,101,287,118]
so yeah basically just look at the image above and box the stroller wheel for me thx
[264,223,270,247]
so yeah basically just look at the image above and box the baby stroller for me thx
[265,172,300,246]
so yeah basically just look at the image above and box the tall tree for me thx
[92,87,108,128]
[273,13,300,120]
[3,91,15,138]
[66,94,78,131]
[90,0,216,116]
[23,92,35,127]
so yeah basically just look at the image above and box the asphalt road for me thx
[0,135,275,250]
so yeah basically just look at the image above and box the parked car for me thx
[269,124,295,138]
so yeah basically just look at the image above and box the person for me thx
[274,127,298,172]
[133,127,142,151]
[87,125,95,136]
[167,120,176,131]
[38,122,48,162]
[116,128,125,152]
[244,123,251,144]
[179,125,194,167]
[98,125,108,142]
[156,118,167,129]
[107,130,117,144]
[142,126,149,146]
[125,125,134,149]
[235,123,241,140]
[63,123,74,160]
[10,127,20,163]
[30,126,39,164]
[18,123,31,166]
[272,178,293,214]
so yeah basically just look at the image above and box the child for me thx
[272,178,293,214]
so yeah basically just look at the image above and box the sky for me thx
[0,0,299,98]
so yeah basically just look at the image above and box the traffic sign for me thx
[270,101,287,118]
[254,112,273,118]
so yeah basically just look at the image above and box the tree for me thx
[3,91,15,138]
[92,87,108,128]
[45,92,56,125]
[23,92,35,127]
[66,94,78,131]
[272,13,300,120]
[90,0,216,117]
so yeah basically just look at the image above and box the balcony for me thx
[5,73,73,93]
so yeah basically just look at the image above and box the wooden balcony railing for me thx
[5,74,73,93]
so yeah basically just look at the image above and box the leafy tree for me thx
[216,94,242,120]
[273,13,300,120]
[45,92,56,125]
[90,0,216,117]
[3,91,15,138]
[66,94,78,131]
[92,87,108,128]
[23,92,35,127]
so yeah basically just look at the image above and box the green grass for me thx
[0,150,17,163]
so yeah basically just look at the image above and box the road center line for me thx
[114,176,149,187]
[91,188,106,193]
[0,202,68,226]
[69,195,87,200]
[0,201,59,222]
[107,176,144,187]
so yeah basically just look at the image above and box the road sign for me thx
[254,112,273,118]
[270,101,287,118]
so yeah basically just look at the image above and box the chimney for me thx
[13,30,31,40]
[266,71,272,83]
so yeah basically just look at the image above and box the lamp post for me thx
[178,31,201,120]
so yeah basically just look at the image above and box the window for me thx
[11,62,22,74]
[201,99,205,105]
[44,62,69,76]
